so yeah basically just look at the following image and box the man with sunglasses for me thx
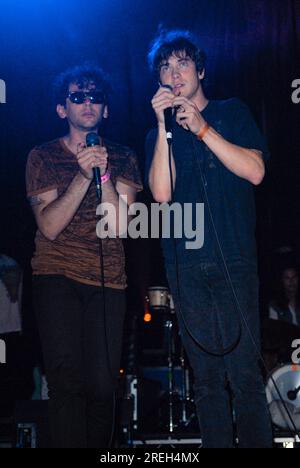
[26,64,142,448]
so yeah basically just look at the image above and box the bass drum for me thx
[266,363,300,431]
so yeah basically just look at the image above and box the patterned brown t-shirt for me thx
[26,138,143,289]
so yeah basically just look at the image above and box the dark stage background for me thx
[0,0,300,374]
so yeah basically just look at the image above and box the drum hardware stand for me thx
[178,346,197,429]
[165,317,175,433]
[180,352,188,425]
[179,348,190,426]
[164,309,196,433]
[146,287,197,434]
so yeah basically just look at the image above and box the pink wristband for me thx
[101,171,111,184]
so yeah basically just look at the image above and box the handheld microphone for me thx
[164,107,173,144]
[161,84,174,145]
[86,132,101,199]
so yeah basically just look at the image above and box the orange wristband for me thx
[196,122,210,141]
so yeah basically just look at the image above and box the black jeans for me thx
[33,275,126,448]
[166,259,273,448]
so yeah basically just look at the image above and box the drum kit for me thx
[262,319,300,433]
[144,292,300,435]
[145,286,197,433]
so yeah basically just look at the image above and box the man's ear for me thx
[56,104,67,119]
[103,105,109,119]
[198,68,205,81]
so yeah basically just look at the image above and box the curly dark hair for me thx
[148,29,206,76]
[53,62,111,106]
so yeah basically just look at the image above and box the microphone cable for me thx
[89,135,117,448]
[189,131,300,438]
[167,134,241,357]
[165,121,300,437]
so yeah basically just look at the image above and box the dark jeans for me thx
[166,259,273,448]
[33,275,126,448]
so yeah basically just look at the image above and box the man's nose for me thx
[172,67,180,78]
[83,98,92,106]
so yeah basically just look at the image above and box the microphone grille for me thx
[161,84,173,91]
[86,132,100,147]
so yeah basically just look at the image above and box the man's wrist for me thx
[101,170,111,184]
[79,169,93,181]
[196,122,210,141]
[157,124,168,139]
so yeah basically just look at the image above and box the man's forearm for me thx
[100,179,130,236]
[202,126,265,185]
[149,126,176,202]
[39,172,91,240]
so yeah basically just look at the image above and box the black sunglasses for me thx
[67,90,106,105]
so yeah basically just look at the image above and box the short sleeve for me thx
[231,98,270,162]
[26,148,59,198]
[115,149,143,191]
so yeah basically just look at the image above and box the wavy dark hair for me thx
[148,29,206,76]
[53,62,111,106]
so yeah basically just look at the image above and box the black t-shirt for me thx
[145,98,269,265]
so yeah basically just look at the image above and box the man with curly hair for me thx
[26,64,142,448]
